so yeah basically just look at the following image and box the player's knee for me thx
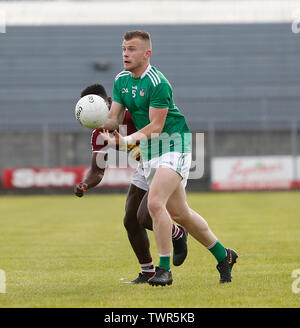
[137,204,153,230]
[147,196,164,220]
[169,205,191,225]
[136,205,145,225]
[123,214,130,231]
[123,212,138,233]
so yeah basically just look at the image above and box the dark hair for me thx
[81,83,108,99]
[124,30,151,43]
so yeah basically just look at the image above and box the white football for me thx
[75,94,109,129]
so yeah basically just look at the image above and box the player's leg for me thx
[147,166,193,286]
[148,166,181,270]
[166,182,238,283]
[166,182,217,246]
[137,191,188,266]
[123,183,155,283]
[136,191,153,230]
[145,152,237,285]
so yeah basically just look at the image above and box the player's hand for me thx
[100,130,135,153]
[113,130,127,148]
[100,130,127,151]
[74,182,88,197]
[100,130,119,148]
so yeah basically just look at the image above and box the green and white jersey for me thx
[113,64,191,161]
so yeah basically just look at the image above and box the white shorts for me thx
[143,152,191,188]
[131,162,149,191]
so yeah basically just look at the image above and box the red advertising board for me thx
[2,167,135,189]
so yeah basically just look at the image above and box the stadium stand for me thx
[1,23,299,130]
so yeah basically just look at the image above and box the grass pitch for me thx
[0,191,299,308]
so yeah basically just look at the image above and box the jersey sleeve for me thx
[113,77,124,105]
[122,110,137,135]
[150,82,172,108]
[91,129,108,152]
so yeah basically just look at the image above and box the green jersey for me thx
[113,65,191,161]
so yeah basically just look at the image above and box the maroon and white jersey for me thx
[90,109,146,189]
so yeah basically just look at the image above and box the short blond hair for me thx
[123,30,152,49]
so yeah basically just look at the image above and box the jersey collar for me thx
[140,64,152,79]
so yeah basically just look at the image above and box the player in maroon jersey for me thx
[74,84,188,283]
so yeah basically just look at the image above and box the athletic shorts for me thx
[131,162,149,191]
[142,152,191,188]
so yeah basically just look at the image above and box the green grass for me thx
[0,191,300,308]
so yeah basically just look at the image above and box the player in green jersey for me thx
[113,63,191,161]
[101,30,238,286]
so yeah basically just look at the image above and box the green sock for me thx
[207,240,227,263]
[159,254,171,271]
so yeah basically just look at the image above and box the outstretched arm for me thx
[128,106,168,143]
[100,107,168,148]
[74,152,106,197]
[101,101,126,131]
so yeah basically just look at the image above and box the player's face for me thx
[122,38,151,73]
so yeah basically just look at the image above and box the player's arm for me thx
[74,152,106,197]
[102,81,170,145]
[101,129,142,161]
[101,75,127,130]
[101,107,167,149]
[109,106,168,147]
[101,101,126,131]
[116,81,171,144]
[127,106,168,143]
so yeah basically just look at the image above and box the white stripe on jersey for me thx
[150,68,161,84]
[115,71,130,81]
[115,70,128,78]
[147,69,161,87]
[146,71,157,86]
[147,70,159,86]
